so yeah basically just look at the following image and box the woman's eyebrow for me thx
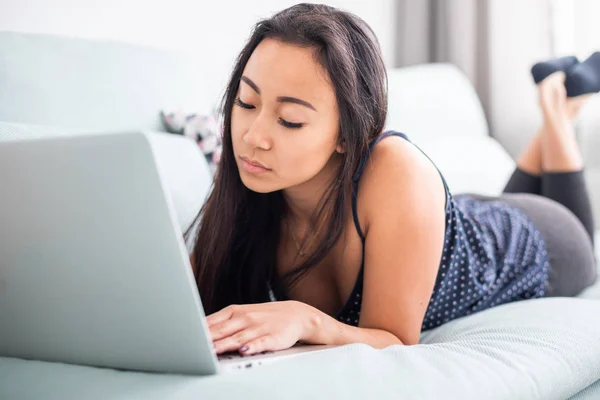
[241,75,317,112]
[241,76,261,94]
[277,96,317,111]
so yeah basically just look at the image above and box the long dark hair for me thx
[187,3,388,314]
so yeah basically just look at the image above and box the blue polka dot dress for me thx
[419,194,550,330]
[333,131,550,331]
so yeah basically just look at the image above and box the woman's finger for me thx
[238,334,276,356]
[210,315,249,342]
[205,304,237,327]
[213,328,264,354]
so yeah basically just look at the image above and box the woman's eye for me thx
[235,98,255,109]
[235,98,302,129]
[278,118,303,129]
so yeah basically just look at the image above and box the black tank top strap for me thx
[352,131,408,183]
[351,130,450,243]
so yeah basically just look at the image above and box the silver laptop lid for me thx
[0,132,218,375]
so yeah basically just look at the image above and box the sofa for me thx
[1,31,600,399]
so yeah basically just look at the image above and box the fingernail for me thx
[240,346,249,352]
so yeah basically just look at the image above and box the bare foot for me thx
[566,94,593,120]
[538,71,569,124]
[537,72,585,172]
[538,71,593,121]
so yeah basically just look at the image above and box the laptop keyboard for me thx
[217,350,274,360]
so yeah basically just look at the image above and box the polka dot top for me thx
[268,131,551,331]
[335,131,551,330]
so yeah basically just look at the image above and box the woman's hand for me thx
[207,300,321,356]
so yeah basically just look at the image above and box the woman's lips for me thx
[240,156,271,174]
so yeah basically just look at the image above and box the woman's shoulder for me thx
[356,132,447,234]
[362,133,441,185]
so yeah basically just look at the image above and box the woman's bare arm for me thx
[353,136,447,345]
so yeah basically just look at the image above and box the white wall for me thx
[486,0,553,158]
[552,0,600,60]
[573,0,600,59]
[0,0,396,107]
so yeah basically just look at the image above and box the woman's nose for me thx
[243,119,272,150]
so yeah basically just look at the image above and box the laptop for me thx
[0,131,334,375]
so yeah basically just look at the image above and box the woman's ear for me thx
[335,138,346,154]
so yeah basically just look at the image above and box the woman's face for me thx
[231,38,341,193]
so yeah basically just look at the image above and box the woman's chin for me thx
[238,170,279,194]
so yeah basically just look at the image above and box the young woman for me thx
[188,3,598,356]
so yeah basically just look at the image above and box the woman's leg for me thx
[503,73,590,193]
[503,72,595,243]
[541,171,595,243]
[537,72,595,242]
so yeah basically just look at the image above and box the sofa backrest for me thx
[385,63,489,139]
[0,31,209,131]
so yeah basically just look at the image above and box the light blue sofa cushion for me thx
[0,31,209,131]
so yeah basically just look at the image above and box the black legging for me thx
[503,168,595,245]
